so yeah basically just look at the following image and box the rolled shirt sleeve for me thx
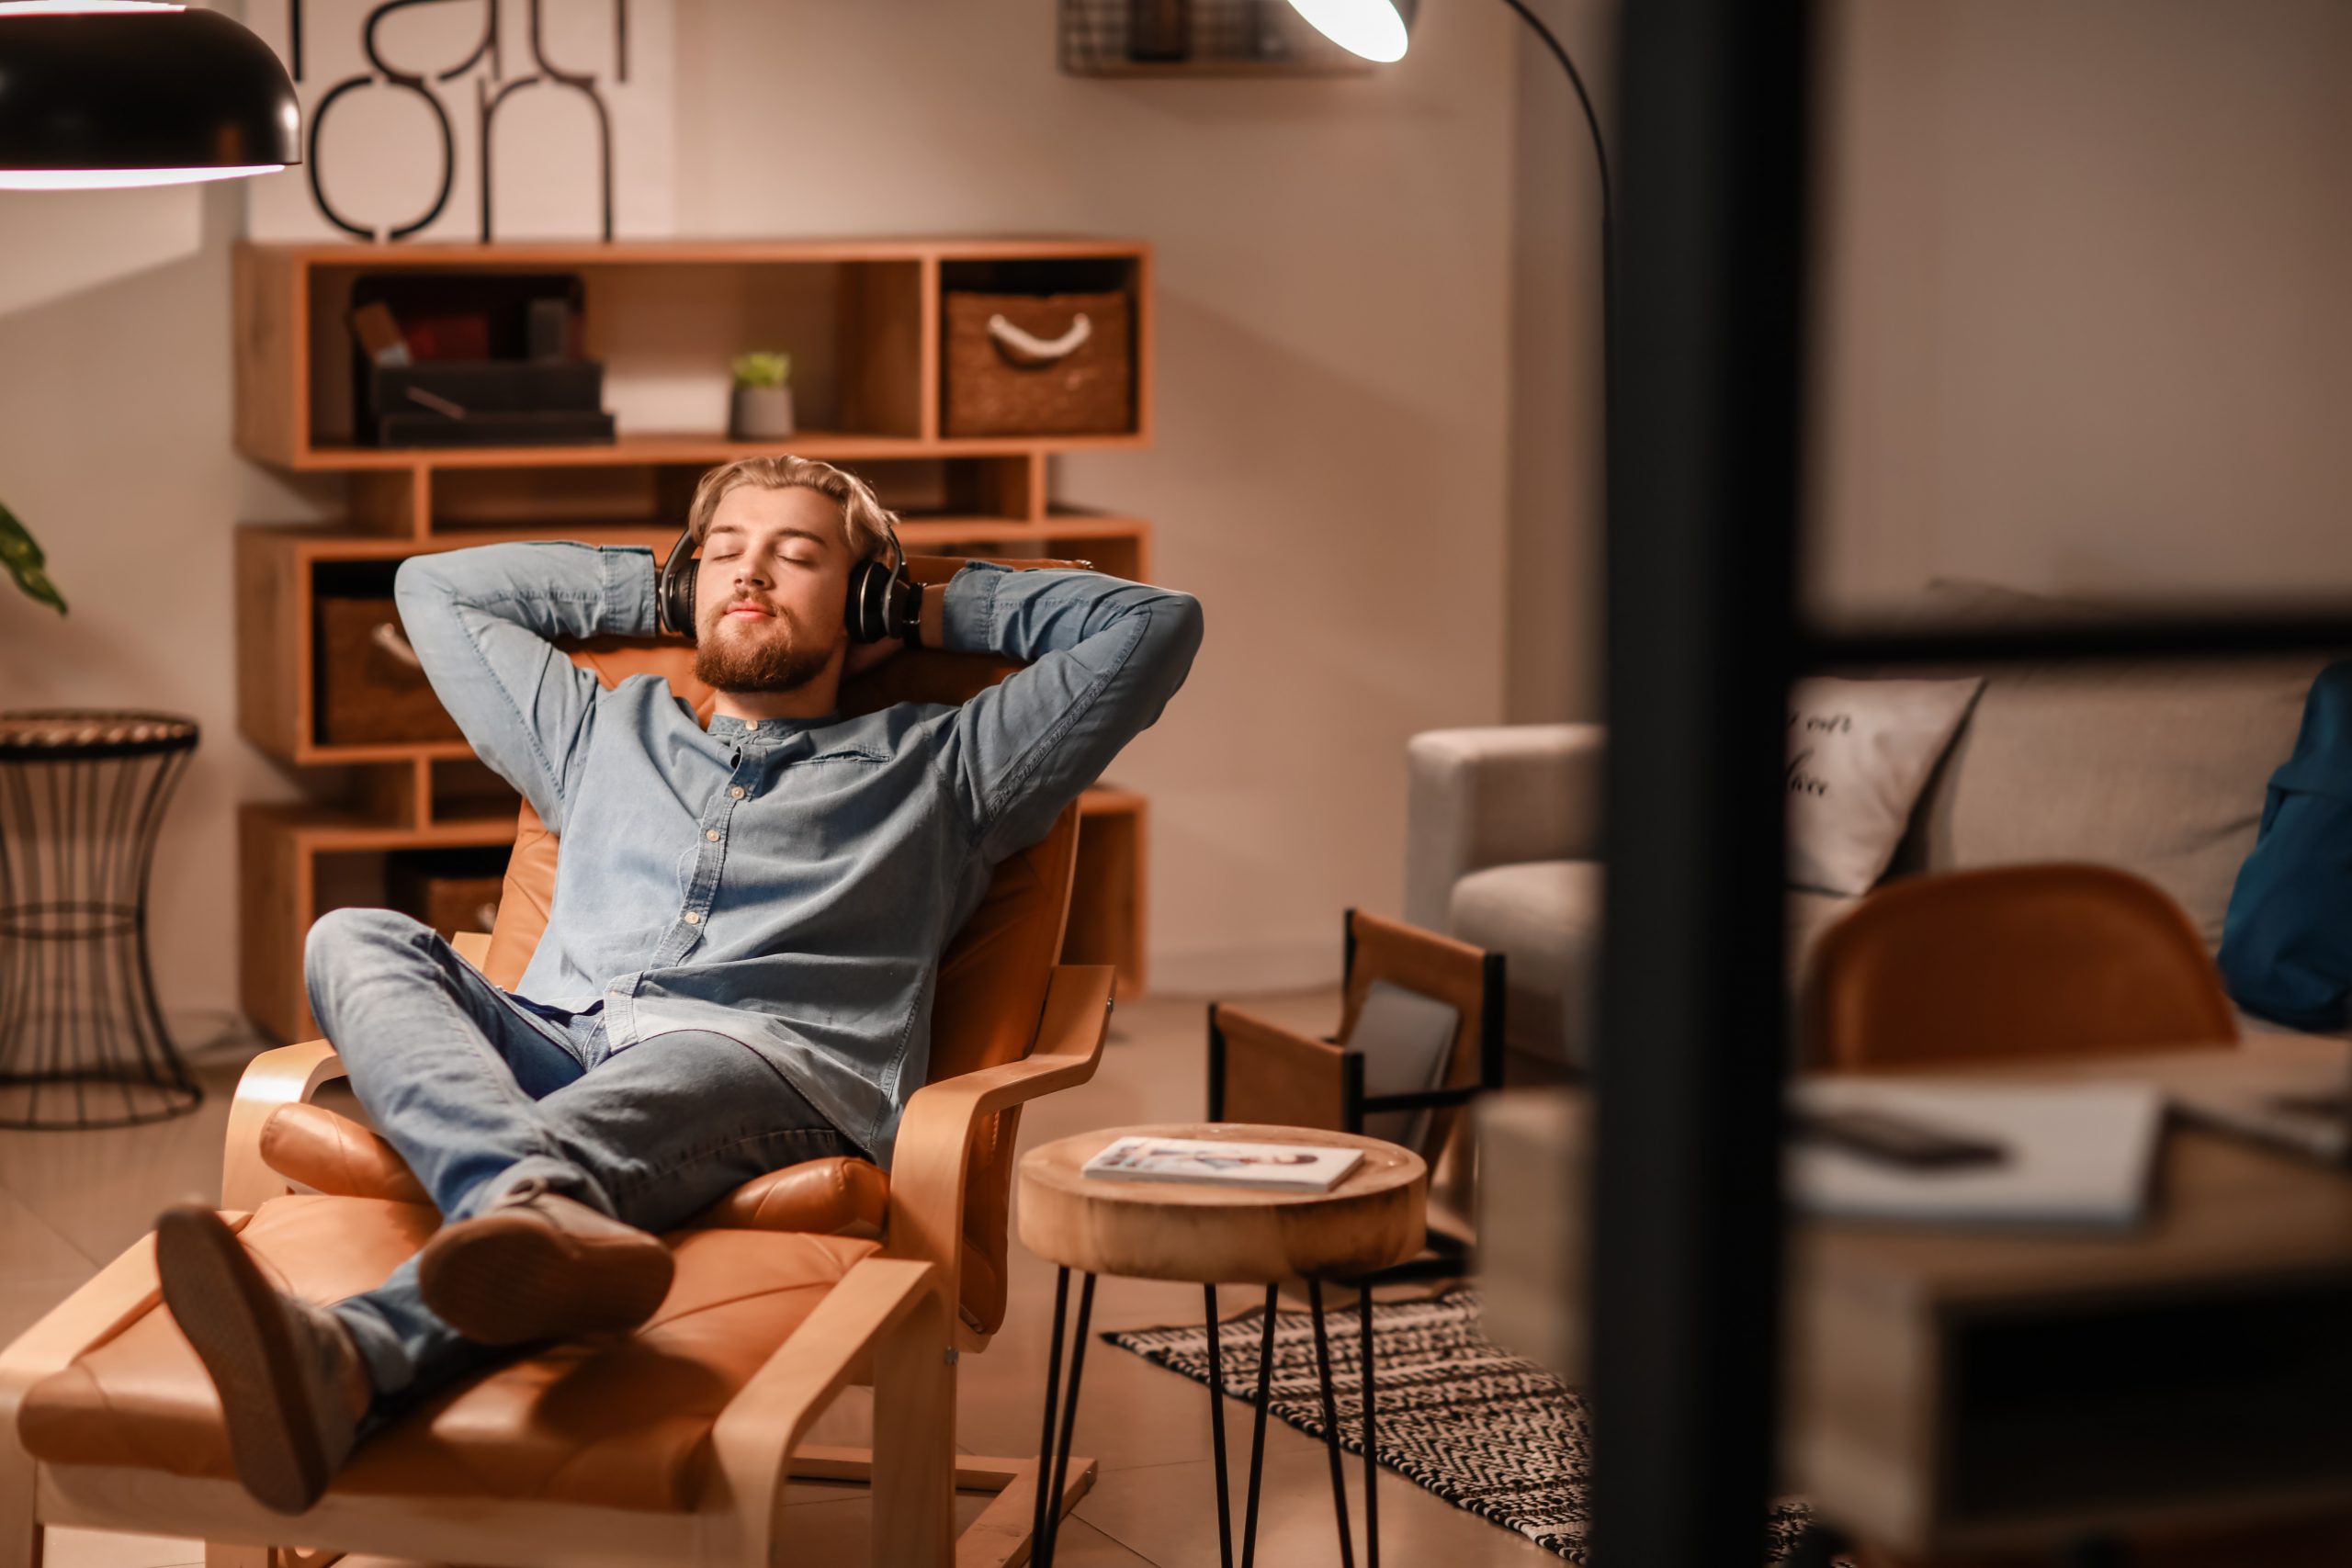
[393,542,660,829]
[932,560,1204,862]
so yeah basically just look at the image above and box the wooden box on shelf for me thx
[233,238,1162,1043]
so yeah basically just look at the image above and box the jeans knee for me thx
[304,907,439,1023]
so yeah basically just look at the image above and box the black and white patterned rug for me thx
[1103,1287,1816,1564]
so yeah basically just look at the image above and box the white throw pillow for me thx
[1787,676,1984,895]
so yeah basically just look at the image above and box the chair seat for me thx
[256,1101,1001,1328]
[17,1194,880,1513]
[261,1101,893,1235]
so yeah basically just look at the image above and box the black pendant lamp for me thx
[0,1,300,190]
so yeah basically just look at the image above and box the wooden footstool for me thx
[1017,1123,1427,1568]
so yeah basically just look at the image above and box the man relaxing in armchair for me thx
[153,455,1204,1514]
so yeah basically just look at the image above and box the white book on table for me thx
[1788,1080,2166,1230]
[1082,1135,1364,1192]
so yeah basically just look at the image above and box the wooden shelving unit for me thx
[234,237,1158,1043]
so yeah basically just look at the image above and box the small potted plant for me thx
[728,350,795,443]
[0,501,66,615]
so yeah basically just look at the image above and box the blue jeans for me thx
[300,908,856,1420]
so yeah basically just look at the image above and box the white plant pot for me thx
[729,384,796,442]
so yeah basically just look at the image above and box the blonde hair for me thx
[685,455,899,563]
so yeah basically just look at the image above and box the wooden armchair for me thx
[1206,908,1503,1276]
[0,557,1114,1568]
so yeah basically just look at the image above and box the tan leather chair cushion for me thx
[258,1105,1001,1326]
[685,1153,888,1236]
[17,1194,879,1513]
[261,1103,430,1206]
[264,1103,890,1237]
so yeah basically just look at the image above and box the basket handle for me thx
[370,621,424,670]
[988,311,1092,364]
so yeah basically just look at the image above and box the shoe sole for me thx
[154,1206,331,1516]
[417,1211,674,1346]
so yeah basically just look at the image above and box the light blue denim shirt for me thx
[390,542,1203,1166]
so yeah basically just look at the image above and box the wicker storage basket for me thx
[317,598,464,746]
[944,291,1135,438]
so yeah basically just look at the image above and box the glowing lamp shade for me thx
[1286,0,1415,63]
[0,2,300,191]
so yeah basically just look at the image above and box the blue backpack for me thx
[2219,660,2352,1031]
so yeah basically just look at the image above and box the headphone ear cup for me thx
[844,559,878,643]
[660,524,697,640]
[884,570,918,640]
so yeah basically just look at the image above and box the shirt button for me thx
[729,786,746,799]
[683,911,701,926]
[744,720,760,731]
[707,829,721,841]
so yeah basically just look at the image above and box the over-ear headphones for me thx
[658,515,921,646]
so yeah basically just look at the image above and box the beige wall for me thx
[1503,0,1610,725]
[0,0,1522,1038]
[1812,0,2352,619]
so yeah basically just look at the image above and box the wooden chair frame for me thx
[0,934,1116,1568]
[1205,908,1504,1280]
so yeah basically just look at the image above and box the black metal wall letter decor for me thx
[294,0,624,243]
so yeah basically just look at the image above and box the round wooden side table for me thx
[1016,1123,1427,1568]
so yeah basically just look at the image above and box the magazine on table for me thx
[1082,1135,1364,1192]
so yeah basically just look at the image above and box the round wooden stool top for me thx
[1017,1123,1428,1284]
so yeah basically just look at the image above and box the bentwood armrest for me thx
[221,1038,352,1211]
[885,964,1115,1292]
[707,1255,949,1568]
[1207,1003,1348,1129]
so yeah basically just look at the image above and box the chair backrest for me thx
[476,554,1089,1335]
[1801,863,2241,1073]
[1335,908,1504,1164]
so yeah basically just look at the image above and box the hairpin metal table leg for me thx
[1031,1268,1070,1565]
[1358,1282,1379,1568]
[1307,1278,1357,1568]
[1038,1271,1096,1568]
[1205,1283,1236,1568]
[1239,1282,1279,1568]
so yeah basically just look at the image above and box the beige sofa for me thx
[1408,632,2331,1077]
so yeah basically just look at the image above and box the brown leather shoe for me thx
[417,1176,675,1346]
[155,1205,364,1516]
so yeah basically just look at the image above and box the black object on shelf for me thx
[0,712,202,1131]
[348,272,616,448]
[367,360,611,447]
[1129,0,1192,61]
[374,409,619,449]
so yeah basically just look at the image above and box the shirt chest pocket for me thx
[741,751,895,864]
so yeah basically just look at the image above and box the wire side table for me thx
[0,711,202,1129]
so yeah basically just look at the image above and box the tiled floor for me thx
[1,986,1557,1568]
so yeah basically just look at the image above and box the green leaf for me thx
[0,501,67,615]
[729,350,792,389]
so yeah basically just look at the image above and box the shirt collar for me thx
[707,712,833,744]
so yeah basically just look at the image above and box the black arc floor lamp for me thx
[0,0,300,190]
[1287,0,1614,360]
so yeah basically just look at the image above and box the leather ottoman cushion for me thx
[18,1193,880,1512]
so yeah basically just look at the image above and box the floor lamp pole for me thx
[1493,0,1614,386]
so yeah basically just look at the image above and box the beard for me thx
[693,604,834,694]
